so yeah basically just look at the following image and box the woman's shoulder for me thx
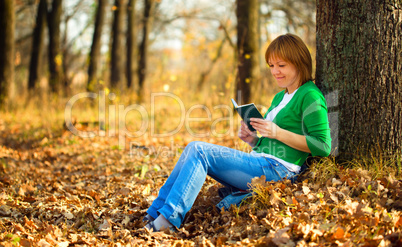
[296,81,328,110]
[297,81,325,99]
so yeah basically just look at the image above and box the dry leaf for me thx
[0,205,12,216]
[37,239,51,247]
[302,186,310,195]
[98,219,112,231]
[63,211,74,220]
[332,227,345,240]
[57,242,70,247]
[122,216,130,225]
[395,216,402,228]
[118,187,131,196]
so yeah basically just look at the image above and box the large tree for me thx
[316,0,402,160]
[87,0,107,92]
[47,0,63,93]
[28,0,47,91]
[235,0,260,104]
[137,0,155,102]
[0,0,15,107]
[110,0,127,90]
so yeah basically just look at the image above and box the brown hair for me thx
[265,33,313,88]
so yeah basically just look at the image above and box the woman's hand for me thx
[238,120,259,147]
[250,118,311,153]
[250,118,280,139]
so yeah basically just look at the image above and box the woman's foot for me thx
[142,214,155,223]
[144,214,176,232]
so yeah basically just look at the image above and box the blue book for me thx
[231,99,264,132]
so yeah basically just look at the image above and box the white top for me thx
[266,89,298,121]
[251,89,301,173]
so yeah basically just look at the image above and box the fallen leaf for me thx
[118,187,131,196]
[302,186,310,195]
[37,239,51,247]
[57,242,70,247]
[98,219,112,231]
[0,204,12,216]
[63,211,74,220]
[332,227,344,240]
[395,216,402,228]
[122,216,130,225]
[272,228,291,246]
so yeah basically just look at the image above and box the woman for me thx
[144,33,331,232]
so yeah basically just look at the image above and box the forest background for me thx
[0,0,401,246]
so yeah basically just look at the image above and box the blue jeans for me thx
[146,141,297,228]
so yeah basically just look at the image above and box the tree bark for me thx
[316,0,402,160]
[137,0,155,102]
[47,0,63,94]
[110,0,127,89]
[0,0,15,107]
[28,0,47,91]
[126,0,137,90]
[235,0,260,104]
[87,0,107,92]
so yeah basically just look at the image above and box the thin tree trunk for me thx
[47,0,63,94]
[0,0,15,107]
[88,0,107,92]
[110,0,127,90]
[28,0,47,91]
[316,0,402,160]
[137,0,155,102]
[197,37,226,91]
[126,0,137,90]
[235,0,260,105]
[62,11,69,95]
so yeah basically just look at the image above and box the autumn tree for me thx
[28,0,47,91]
[47,0,63,93]
[0,0,15,107]
[110,0,127,90]
[316,0,402,160]
[126,0,138,90]
[137,0,155,102]
[197,36,228,91]
[235,0,260,104]
[87,0,107,92]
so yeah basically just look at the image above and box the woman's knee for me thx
[180,141,203,160]
[185,141,207,154]
[184,141,215,161]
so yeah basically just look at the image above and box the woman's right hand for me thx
[238,121,259,147]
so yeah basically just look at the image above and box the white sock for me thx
[153,214,173,231]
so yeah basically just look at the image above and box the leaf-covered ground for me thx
[1,120,401,246]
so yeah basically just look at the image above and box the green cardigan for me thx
[252,81,331,166]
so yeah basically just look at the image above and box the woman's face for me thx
[268,56,300,93]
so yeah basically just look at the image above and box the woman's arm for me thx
[250,118,311,153]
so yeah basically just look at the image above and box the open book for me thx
[231,99,264,132]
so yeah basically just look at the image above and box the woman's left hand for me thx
[250,118,281,139]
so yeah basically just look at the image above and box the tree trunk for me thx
[137,0,155,102]
[197,37,226,91]
[28,0,47,91]
[110,0,127,90]
[235,0,260,105]
[0,0,15,107]
[47,0,63,94]
[316,0,402,160]
[87,0,107,92]
[126,0,137,90]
